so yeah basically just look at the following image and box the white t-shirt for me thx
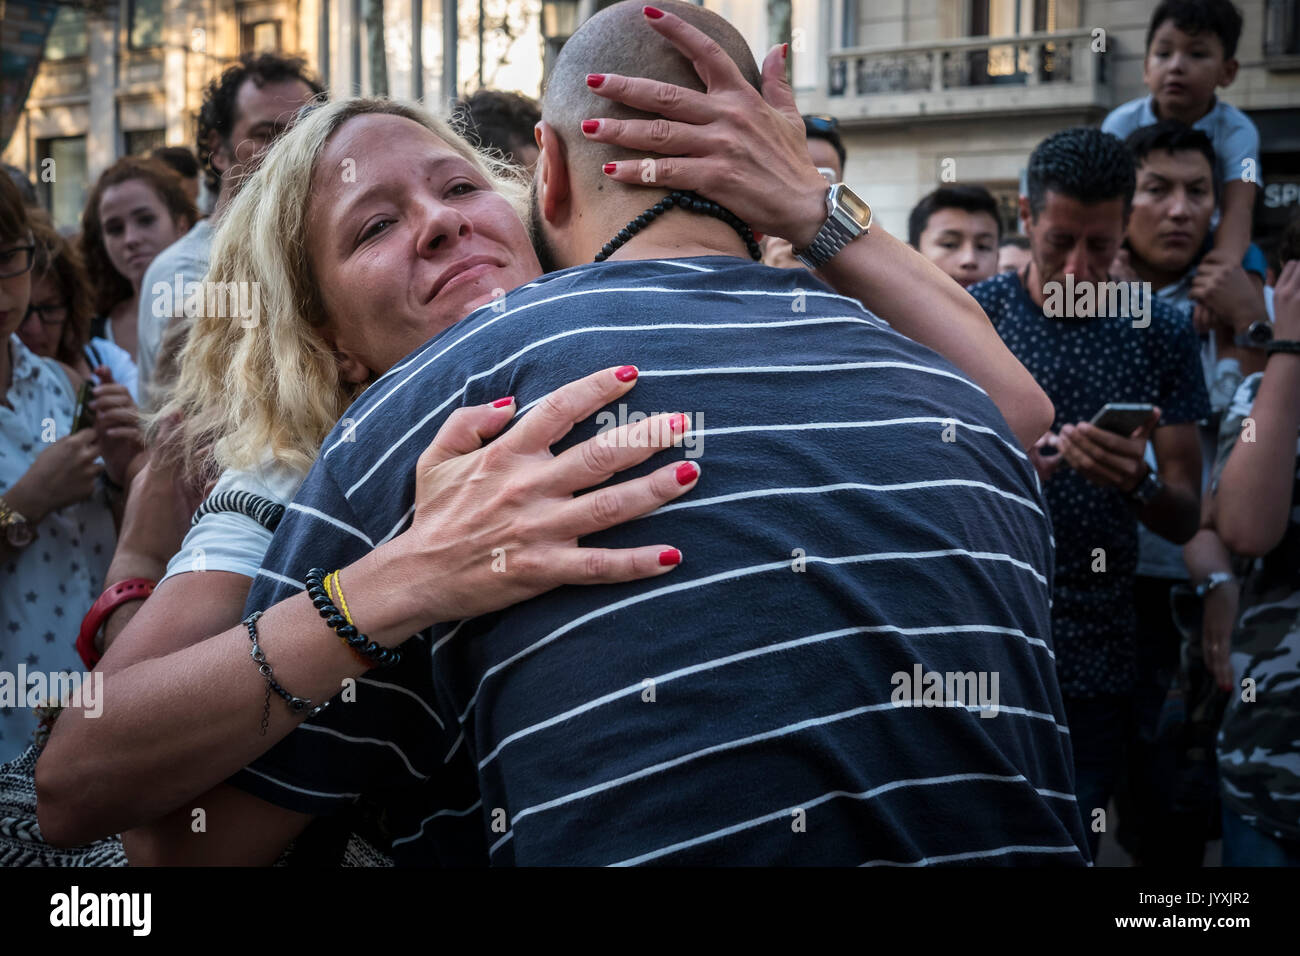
[162,461,304,583]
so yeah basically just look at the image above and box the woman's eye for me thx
[448,181,478,197]
[360,218,394,242]
[138,215,156,227]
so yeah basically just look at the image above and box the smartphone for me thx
[71,381,95,433]
[1090,403,1155,437]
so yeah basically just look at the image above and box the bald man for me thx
[151,1,1081,866]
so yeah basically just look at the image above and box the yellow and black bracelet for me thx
[305,567,400,668]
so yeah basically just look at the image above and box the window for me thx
[130,0,164,50]
[241,20,282,54]
[125,128,166,156]
[45,5,88,60]
[38,137,88,233]
[1265,0,1300,58]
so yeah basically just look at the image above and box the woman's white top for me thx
[161,461,305,583]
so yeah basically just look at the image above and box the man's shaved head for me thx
[541,0,760,196]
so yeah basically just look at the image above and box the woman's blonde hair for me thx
[156,96,530,484]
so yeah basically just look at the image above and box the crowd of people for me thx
[0,0,1295,867]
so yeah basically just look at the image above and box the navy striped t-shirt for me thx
[232,256,1089,866]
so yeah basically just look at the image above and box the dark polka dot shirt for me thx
[970,272,1210,698]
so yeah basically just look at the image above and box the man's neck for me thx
[575,196,751,265]
[1129,254,1190,293]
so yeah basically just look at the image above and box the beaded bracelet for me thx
[305,567,401,668]
[244,611,330,735]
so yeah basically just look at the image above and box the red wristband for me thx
[75,578,156,669]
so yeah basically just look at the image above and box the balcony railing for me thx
[822,29,1110,123]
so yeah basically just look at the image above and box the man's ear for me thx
[535,121,571,226]
[206,130,229,178]
[1220,57,1239,87]
[1018,195,1033,237]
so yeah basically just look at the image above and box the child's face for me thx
[1143,20,1237,119]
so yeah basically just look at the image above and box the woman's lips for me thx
[437,262,496,297]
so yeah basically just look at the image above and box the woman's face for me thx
[98,178,185,291]
[17,272,67,359]
[0,233,34,340]
[307,113,542,380]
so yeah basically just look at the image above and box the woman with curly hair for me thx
[79,157,197,363]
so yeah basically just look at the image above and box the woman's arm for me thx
[585,8,1054,449]
[36,366,699,848]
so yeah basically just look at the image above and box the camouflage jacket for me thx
[1213,373,1300,844]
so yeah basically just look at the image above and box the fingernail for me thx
[675,461,699,486]
[587,73,606,88]
[668,413,687,432]
[658,548,681,566]
[644,6,664,19]
[492,396,514,408]
[782,42,789,58]
[603,162,617,175]
[615,365,638,382]
[581,119,600,134]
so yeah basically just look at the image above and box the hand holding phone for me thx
[1090,403,1157,438]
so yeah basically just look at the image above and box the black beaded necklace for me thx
[593,190,762,263]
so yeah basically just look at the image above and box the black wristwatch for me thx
[1128,467,1164,506]
[1234,320,1272,349]
[1265,339,1300,357]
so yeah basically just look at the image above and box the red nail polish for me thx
[782,42,789,58]
[582,119,600,134]
[668,413,687,432]
[644,6,664,19]
[658,548,681,566]
[492,396,514,408]
[603,162,617,175]
[675,462,698,486]
[586,73,605,88]
[614,365,638,382]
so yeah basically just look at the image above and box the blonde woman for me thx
[35,98,703,861]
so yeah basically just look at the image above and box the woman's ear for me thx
[319,326,372,385]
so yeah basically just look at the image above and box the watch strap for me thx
[1265,339,1300,356]
[76,578,156,669]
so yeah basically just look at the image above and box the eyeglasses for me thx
[22,302,69,327]
[804,114,840,134]
[0,243,36,279]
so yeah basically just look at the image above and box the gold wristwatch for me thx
[0,495,34,548]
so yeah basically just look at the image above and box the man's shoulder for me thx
[144,219,213,281]
[967,271,1021,316]
[1101,96,1151,135]
[1149,292,1196,340]
[1205,98,1258,135]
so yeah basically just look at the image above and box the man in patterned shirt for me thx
[968,127,1209,857]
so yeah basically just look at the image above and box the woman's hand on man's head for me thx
[581,5,829,250]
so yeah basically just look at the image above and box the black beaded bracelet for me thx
[304,567,401,668]
[244,610,330,735]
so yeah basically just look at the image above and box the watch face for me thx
[6,521,32,548]
[834,186,873,229]
[1248,321,1273,345]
